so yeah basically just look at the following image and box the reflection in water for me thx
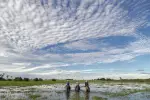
[85,92,90,100]
[75,92,80,100]
[71,92,80,100]
[66,91,70,100]
[69,92,90,100]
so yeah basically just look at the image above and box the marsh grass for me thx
[0,80,86,86]
[1,80,150,100]
[104,88,150,97]
[92,96,107,100]
[28,94,41,100]
[1,95,6,98]
[56,91,64,94]
[1,80,150,86]
[0,80,65,86]
[71,96,85,100]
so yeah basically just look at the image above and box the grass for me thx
[0,80,68,86]
[71,97,85,100]
[1,95,6,98]
[28,94,41,100]
[0,79,150,86]
[0,80,94,86]
[92,96,107,100]
[104,88,150,97]
[0,80,125,87]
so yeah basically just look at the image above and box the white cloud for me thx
[0,0,148,52]
[129,36,150,54]
[25,73,150,80]
[12,63,31,66]
[0,0,150,79]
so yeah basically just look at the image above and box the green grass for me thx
[28,94,41,100]
[0,80,93,86]
[92,96,107,100]
[0,80,150,86]
[0,80,117,86]
[0,80,70,86]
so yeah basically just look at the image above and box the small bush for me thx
[106,78,112,81]
[14,77,22,81]
[7,79,12,81]
[24,78,30,81]
[99,78,106,81]
[52,79,56,81]
[39,78,43,81]
[0,78,5,81]
[66,79,73,80]
[33,78,39,81]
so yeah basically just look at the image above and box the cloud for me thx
[12,63,31,66]
[129,36,150,54]
[22,73,150,80]
[0,0,150,79]
[0,0,149,52]
[0,63,67,73]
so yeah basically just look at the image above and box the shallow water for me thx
[0,83,150,100]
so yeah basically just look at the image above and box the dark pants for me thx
[75,85,80,92]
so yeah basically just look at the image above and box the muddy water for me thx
[0,83,150,100]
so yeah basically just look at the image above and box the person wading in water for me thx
[85,80,90,92]
[75,82,80,92]
[65,80,71,92]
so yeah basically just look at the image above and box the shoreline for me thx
[0,80,150,86]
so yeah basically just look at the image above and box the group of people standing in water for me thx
[65,80,90,92]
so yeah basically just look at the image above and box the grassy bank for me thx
[0,80,87,86]
[0,79,150,86]
[0,80,118,86]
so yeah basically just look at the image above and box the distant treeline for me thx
[95,78,150,82]
[0,73,74,82]
[1,73,150,82]
[0,73,44,81]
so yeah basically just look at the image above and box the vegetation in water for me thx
[92,96,107,100]
[28,94,41,100]
[104,88,150,97]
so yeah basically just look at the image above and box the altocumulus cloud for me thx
[0,0,150,79]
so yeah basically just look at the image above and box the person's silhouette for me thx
[65,80,71,92]
[75,82,80,92]
[85,80,90,92]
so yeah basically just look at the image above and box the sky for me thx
[0,0,150,79]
